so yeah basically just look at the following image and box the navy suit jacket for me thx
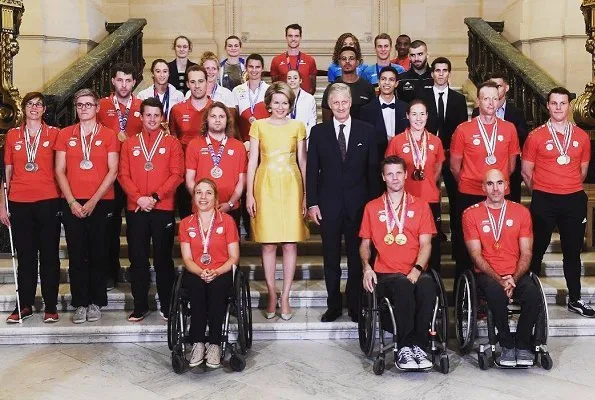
[359,97,409,158]
[306,119,380,220]
[423,87,469,151]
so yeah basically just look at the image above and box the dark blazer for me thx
[167,59,197,94]
[423,87,468,150]
[471,101,528,146]
[359,97,409,158]
[306,119,380,220]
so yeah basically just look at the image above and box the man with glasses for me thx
[321,46,375,121]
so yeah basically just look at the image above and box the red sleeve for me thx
[224,214,240,244]
[385,137,397,157]
[156,137,185,200]
[508,125,520,155]
[462,209,480,241]
[185,139,199,171]
[581,133,591,163]
[450,126,464,156]
[238,143,248,173]
[418,201,437,235]
[308,55,317,75]
[105,128,120,152]
[521,130,537,162]
[117,139,142,203]
[435,137,446,163]
[53,128,68,151]
[169,107,179,139]
[359,203,373,239]
[4,130,15,165]
[179,217,190,243]
[270,56,279,80]
[519,206,533,238]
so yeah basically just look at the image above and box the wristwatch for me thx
[151,192,160,202]
[228,201,234,209]
[413,264,423,272]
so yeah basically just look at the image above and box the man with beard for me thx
[397,40,434,103]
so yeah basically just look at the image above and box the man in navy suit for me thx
[471,71,528,203]
[360,66,409,160]
[307,83,379,322]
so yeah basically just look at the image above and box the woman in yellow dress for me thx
[246,81,308,321]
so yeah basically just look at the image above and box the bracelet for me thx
[68,199,77,207]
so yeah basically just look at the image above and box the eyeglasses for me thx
[340,57,357,62]
[75,102,97,109]
[25,102,44,108]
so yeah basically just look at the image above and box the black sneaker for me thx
[106,278,116,291]
[568,299,595,318]
[128,309,149,322]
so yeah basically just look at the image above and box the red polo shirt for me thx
[168,99,212,149]
[270,52,317,93]
[97,95,143,139]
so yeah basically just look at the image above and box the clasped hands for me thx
[71,198,98,219]
[500,274,516,299]
[135,196,157,212]
[200,268,219,283]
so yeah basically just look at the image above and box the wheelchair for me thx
[454,269,553,370]
[358,268,450,375]
[167,265,253,374]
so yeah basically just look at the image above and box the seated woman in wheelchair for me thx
[179,178,240,368]
[462,169,541,367]
[360,156,437,370]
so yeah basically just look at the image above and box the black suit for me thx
[471,102,528,202]
[423,87,468,256]
[167,59,197,95]
[306,119,379,315]
[359,97,409,159]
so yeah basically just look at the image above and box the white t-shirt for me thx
[137,83,185,120]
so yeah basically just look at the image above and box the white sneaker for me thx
[205,344,221,368]
[87,304,101,322]
[189,343,205,367]
[72,306,87,324]
[396,346,419,370]
[411,345,433,369]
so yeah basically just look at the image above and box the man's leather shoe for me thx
[321,309,342,322]
[348,309,359,323]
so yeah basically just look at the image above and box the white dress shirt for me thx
[433,85,449,119]
[333,116,351,151]
[379,95,396,140]
[496,101,507,120]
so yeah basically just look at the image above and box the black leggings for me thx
[187,270,233,344]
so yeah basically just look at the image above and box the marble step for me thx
[0,247,591,285]
[1,276,594,313]
[1,304,594,344]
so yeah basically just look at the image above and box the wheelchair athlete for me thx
[179,178,240,368]
[462,169,541,367]
[361,156,437,370]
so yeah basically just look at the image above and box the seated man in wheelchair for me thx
[462,168,540,367]
[179,178,240,368]
[360,155,437,370]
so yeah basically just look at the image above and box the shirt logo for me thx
[14,144,21,151]
[69,140,77,147]
[95,140,102,146]
[407,210,415,218]
[43,141,50,147]
[159,147,166,154]
[482,225,491,233]
[497,135,504,142]
[216,226,224,234]
[189,231,196,238]
[133,150,140,157]
[546,143,553,151]
[506,219,513,227]
[429,144,435,151]
[573,141,579,148]
[228,149,234,155]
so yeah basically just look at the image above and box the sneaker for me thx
[43,310,60,323]
[72,306,87,324]
[568,299,595,318]
[412,345,433,369]
[189,342,206,367]
[497,346,517,367]
[205,344,221,368]
[128,309,149,322]
[6,306,33,323]
[396,346,419,370]
[106,278,116,291]
[87,304,101,322]
[159,310,169,321]
[516,348,534,366]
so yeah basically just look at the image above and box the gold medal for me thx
[395,233,407,246]
[383,233,395,245]
[493,241,501,250]
[118,130,127,142]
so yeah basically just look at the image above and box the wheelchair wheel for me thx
[478,351,489,370]
[243,276,253,350]
[230,353,246,372]
[373,355,385,375]
[358,289,377,356]
[430,268,449,344]
[540,352,553,370]
[440,353,450,374]
[168,270,185,351]
[172,351,187,374]
[531,273,549,346]
[455,270,477,353]
[234,269,251,355]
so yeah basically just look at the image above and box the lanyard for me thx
[248,81,262,115]
[153,86,170,119]
[546,120,572,157]
[477,118,498,157]
[384,193,406,235]
[286,52,301,71]
[205,134,228,167]
[112,95,133,132]
[138,130,164,164]
[198,211,216,255]
[406,129,428,170]
[80,123,99,161]
[290,89,301,119]
[485,201,507,245]
[211,83,218,99]
[24,125,42,163]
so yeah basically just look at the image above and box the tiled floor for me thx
[1,337,595,399]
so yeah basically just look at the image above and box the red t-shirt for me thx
[53,124,119,200]
[385,131,445,203]
[270,52,317,93]
[185,135,247,209]
[118,129,184,211]
[168,99,212,149]
[450,117,520,195]
[178,212,239,270]
[522,123,590,194]
[462,200,532,276]
[97,95,143,138]
[5,124,61,202]
[390,56,411,71]
[359,193,437,274]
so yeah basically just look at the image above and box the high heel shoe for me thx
[264,294,279,319]
[280,294,293,321]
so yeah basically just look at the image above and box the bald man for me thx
[462,169,540,367]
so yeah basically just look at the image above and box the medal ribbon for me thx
[477,118,498,158]
[24,125,42,164]
[406,129,428,170]
[211,83,218,99]
[153,86,170,119]
[485,200,507,244]
[138,130,164,165]
[112,95,133,132]
[286,51,302,71]
[290,89,301,119]
[80,123,99,162]
[248,81,262,115]
[546,120,572,158]
[205,134,227,168]
[385,193,407,235]
[198,211,216,255]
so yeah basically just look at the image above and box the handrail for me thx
[44,18,147,127]
[465,17,574,129]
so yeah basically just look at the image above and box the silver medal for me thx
[485,155,497,165]
[248,116,256,123]
[210,166,223,179]
[557,155,570,165]
[24,162,37,172]
[200,253,212,265]
[80,160,93,170]
[144,161,154,171]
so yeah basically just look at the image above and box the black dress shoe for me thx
[321,309,342,322]
[348,309,358,323]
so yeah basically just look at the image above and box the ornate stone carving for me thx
[573,1,595,128]
[0,0,24,135]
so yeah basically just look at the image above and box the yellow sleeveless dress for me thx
[249,119,309,243]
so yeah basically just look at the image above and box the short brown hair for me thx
[193,178,219,202]
[374,33,392,47]
[225,35,242,47]
[264,82,295,111]
[200,101,233,137]
[476,80,499,97]
[381,155,407,173]
[186,64,207,79]
[21,92,45,112]
[172,35,192,51]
